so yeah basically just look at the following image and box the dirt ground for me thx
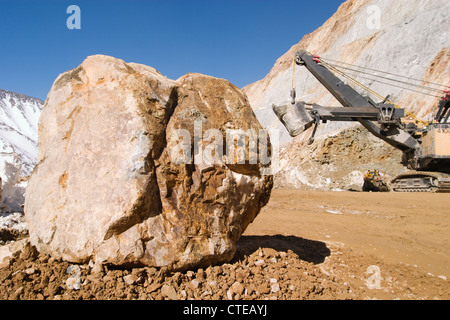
[0,189,449,300]
[242,189,450,299]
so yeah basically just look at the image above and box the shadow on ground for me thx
[235,234,331,264]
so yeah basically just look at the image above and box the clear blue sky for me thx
[0,0,344,101]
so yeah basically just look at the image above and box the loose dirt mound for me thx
[1,235,448,300]
[2,189,449,300]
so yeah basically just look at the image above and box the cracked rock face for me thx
[24,55,273,271]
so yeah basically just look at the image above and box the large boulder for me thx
[24,55,273,270]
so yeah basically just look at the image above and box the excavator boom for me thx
[272,50,450,192]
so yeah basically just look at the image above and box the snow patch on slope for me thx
[0,89,43,212]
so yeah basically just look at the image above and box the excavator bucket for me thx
[272,101,314,137]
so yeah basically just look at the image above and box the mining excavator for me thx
[273,50,450,192]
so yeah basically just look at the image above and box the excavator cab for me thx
[435,91,450,123]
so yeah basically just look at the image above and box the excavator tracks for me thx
[391,171,450,193]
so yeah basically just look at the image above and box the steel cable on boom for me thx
[318,59,429,125]
[320,57,449,90]
[326,68,442,99]
[322,62,444,97]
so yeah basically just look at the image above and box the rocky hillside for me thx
[274,124,406,190]
[243,0,450,189]
[0,89,42,212]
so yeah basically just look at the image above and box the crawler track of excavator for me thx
[391,171,450,193]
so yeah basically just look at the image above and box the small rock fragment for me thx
[161,284,178,300]
[24,268,35,275]
[123,274,139,285]
[230,281,244,296]
[271,283,280,293]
